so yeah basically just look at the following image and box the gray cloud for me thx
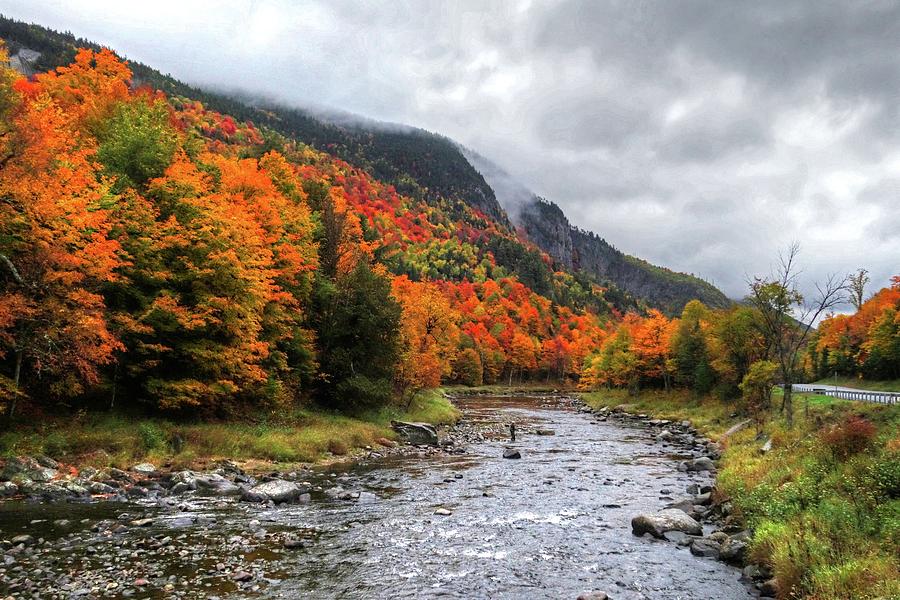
[3,0,898,297]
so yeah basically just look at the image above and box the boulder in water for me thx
[682,456,716,472]
[195,474,242,496]
[243,479,305,503]
[502,448,521,459]
[690,537,721,558]
[391,421,439,445]
[631,508,702,538]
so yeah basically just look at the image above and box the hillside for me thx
[464,151,731,315]
[0,15,729,316]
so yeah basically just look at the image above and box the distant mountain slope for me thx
[0,14,728,316]
[465,152,731,315]
[0,15,508,226]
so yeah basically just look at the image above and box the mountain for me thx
[464,151,731,315]
[0,14,727,316]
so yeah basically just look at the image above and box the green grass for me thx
[812,376,900,393]
[582,387,900,600]
[0,389,460,470]
[581,388,737,437]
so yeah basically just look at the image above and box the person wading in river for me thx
[509,422,516,442]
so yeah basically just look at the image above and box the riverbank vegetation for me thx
[583,388,900,600]
[0,388,459,469]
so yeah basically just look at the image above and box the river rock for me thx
[195,474,241,496]
[690,538,721,558]
[502,448,521,459]
[243,479,305,503]
[131,463,157,475]
[664,499,703,519]
[694,492,712,506]
[89,481,116,495]
[631,509,702,538]
[0,481,18,497]
[720,537,748,564]
[662,530,691,544]
[536,429,555,436]
[577,593,608,600]
[1,456,57,483]
[434,508,452,516]
[10,534,34,546]
[683,456,716,472]
[391,421,439,445]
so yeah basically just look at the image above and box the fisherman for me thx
[509,422,516,442]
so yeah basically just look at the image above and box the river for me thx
[0,394,753,599]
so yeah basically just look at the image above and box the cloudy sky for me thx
[3,0,898,299]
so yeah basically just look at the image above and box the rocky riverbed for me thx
[0,395,764,599]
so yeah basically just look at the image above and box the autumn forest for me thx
[1,46,899,423]
[0,8,899,599]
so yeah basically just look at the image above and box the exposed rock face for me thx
[516,197,730,315]
[391,421,439,446]
[631,509,703,538]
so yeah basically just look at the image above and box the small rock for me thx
[683,456,716,472]
[577,593,609,600]
[231,571,253,582]
[502,449,521,459]
[690,538,721,558]
[130,518,153,527]
[283,538,306,549]
[10,534,34,546]
[758,578,778,597]
[434,508,452,516]
[131,463,157,475]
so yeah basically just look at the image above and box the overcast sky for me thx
[3,0,898,299]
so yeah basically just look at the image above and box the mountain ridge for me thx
[0,14,729,315]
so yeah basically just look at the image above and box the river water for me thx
[0,395,754,599]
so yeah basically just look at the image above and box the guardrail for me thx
[791,384,899,405]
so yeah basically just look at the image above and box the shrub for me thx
[820,415,876,460]
[138,422,166,452]
[42,432,69,458]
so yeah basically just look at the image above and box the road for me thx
[791,383,899,405]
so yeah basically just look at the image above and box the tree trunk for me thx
[8,349,22,421]
[784,383,793,428]
[110,361,119,410]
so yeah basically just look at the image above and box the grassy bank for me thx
[0,389,460,470]
[812,376,900,393]
[582,388,900,600]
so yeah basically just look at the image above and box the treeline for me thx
[581,276,900,404]
[0,47,614,419]
[811,276,900,380]
[581,301,766,399]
